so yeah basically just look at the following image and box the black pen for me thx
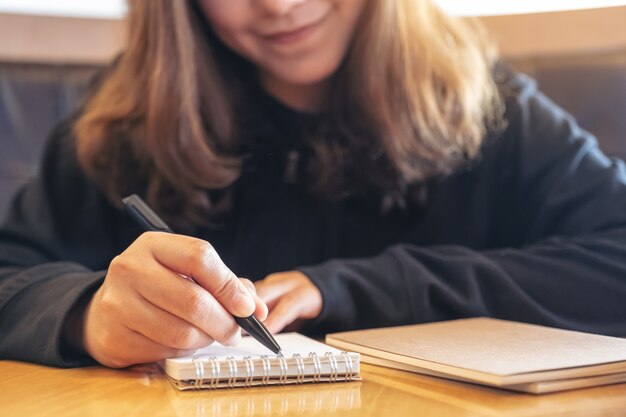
[122,194,282,355]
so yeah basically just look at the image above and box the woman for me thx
[1,0,625,368]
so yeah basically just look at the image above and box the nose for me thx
[257,0,307,16]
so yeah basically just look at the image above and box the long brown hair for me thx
[75,0,502,228]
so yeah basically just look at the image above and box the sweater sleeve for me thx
[300,74,626,337]
[0,121,121,367]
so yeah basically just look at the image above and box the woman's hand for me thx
[254,271,323,334]
[82,232,268,368]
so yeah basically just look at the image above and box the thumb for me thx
[240,278,257,295]
[241,278,268,321]
[142,233,255,316]
[189,247,255,317]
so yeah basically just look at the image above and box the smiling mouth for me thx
[262,15,328,46]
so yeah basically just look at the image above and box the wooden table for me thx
[2,360,626,417]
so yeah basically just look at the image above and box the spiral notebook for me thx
[160,333,361,390]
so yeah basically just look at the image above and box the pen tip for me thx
[234,315,283,355]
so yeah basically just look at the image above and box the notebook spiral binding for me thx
[310,352,322,383]
[294,354,305,384]
[261,355,271,385]
[190,351,358,389]
[209,357,220,389]
[326,352,338,382]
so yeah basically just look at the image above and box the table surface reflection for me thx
[2,360,626,417]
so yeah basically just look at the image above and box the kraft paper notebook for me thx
[161,333,361,390]
[326,318,626,394]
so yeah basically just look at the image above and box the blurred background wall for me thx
[1,1,626,218]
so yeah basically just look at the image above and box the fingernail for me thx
[233,288,256,317]
[257,302,269,321]
[222,331,242,346]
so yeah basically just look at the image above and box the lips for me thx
[259,5,331,47]
[263,19,323,45]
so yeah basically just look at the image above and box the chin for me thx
[266,56,342,86]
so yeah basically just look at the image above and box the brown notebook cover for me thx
[326,318,626,393]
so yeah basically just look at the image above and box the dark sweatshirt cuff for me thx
[0,263,104,367]
[297,260,357,334]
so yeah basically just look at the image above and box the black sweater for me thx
[1,72,626,367]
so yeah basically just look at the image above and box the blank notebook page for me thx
[161,332,360,386]
[167,333,344,362]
